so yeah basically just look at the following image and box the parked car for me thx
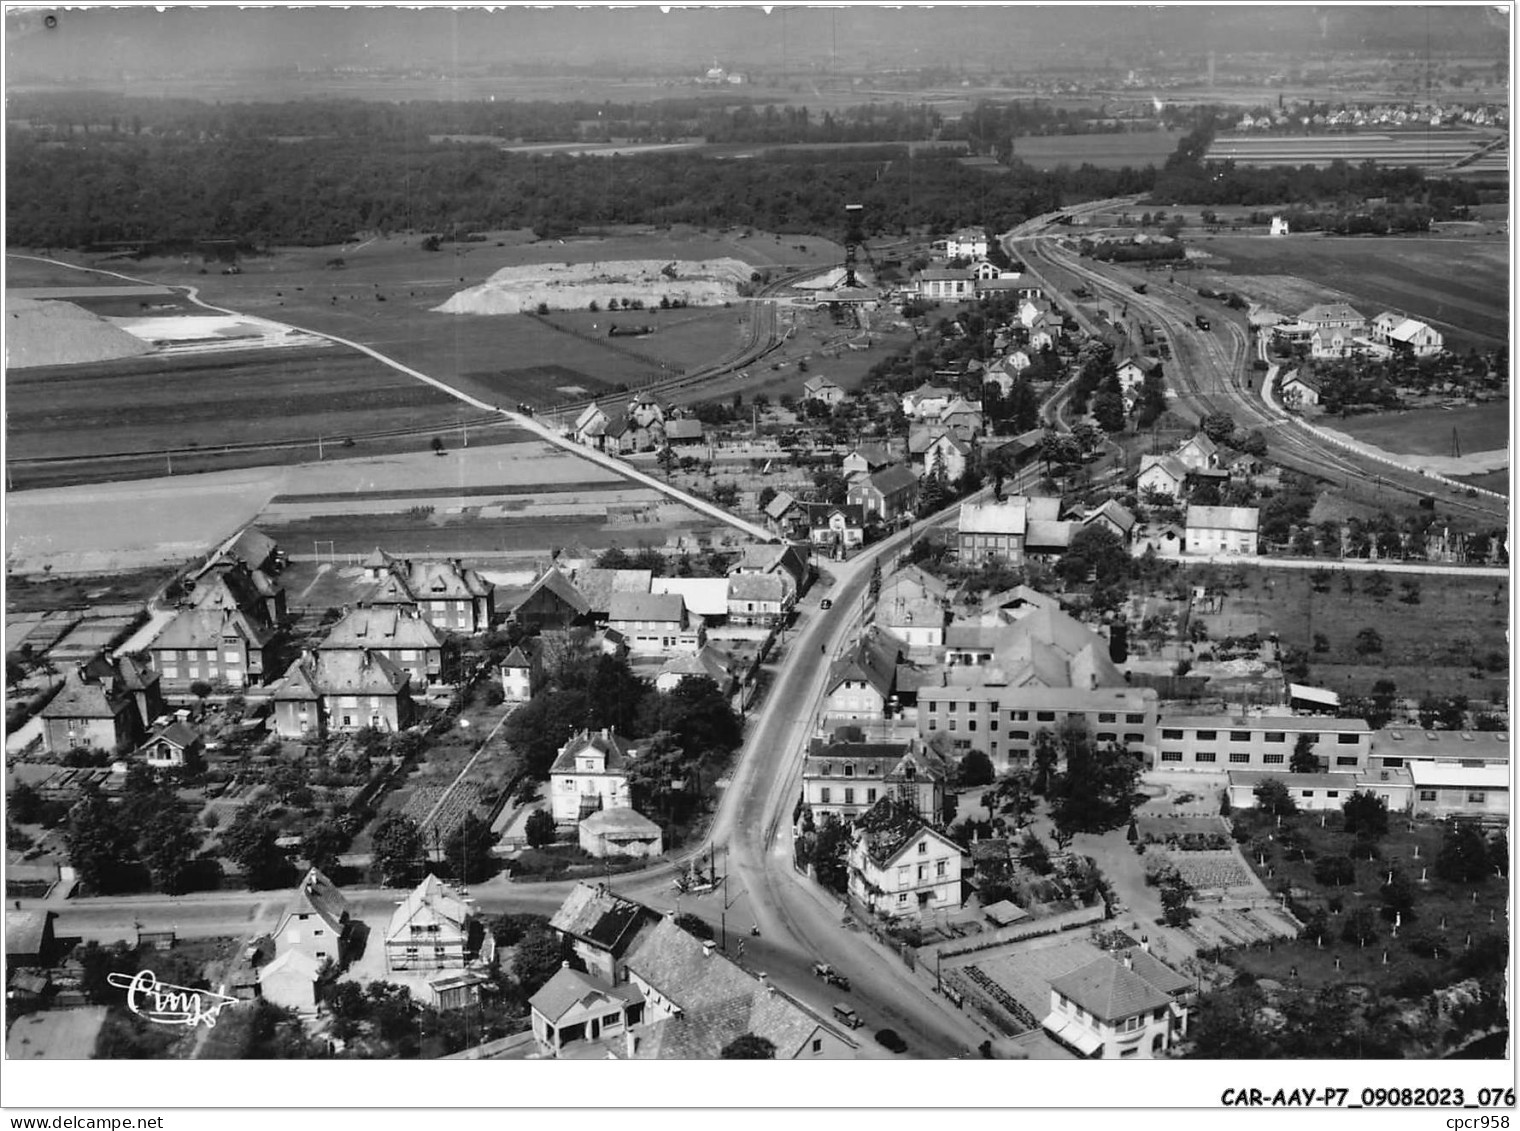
[831,1003,862,1029]
[875,1028,908,1053]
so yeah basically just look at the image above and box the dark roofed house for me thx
[39,665,142,755]
[664,418,706,446]
[807,503,865,554]
[140,719,203,770]
[846,796,963,920]
[186,556,285,627]
[226,526,282,575]
[149,606,275,691]
[728,543,809,598]
[510,567,593,630]
[803,732,948,823]
[319,605,443,687]
[607,591,700,656]
[823,630,901,722]
[1043,950,1190,1059]
[549,881,664,984]
[1083,499,1137,543]
[847,464,920,522]
[269,649,414,738]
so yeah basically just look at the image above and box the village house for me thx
[139,719,203,771]
[874,566,951,650]
[258,950,324,1015]
[1174,433,1220,471]
[550,728,639,826]
[271,867,353,969]
[663,418,706,447]
[727,542,810,600]
[957,497,1029,563]
[1115,356,1160,397]
[149,607,275,691]
[1277,370,1322,409]
[650,577,730,628]
[807,503,866,554]
[1024,516,1079,560]
[267,649,415,738]
[938,398,984,441]
[802,375,846,406]
[571,567,655,623]
[945,228,989,260]
[1083,499,1138,545]
[498,638,543,703]
[510,567,593,630]
[847,796,963,921]
[803,731,949,824]
[549,882,664,985]
[821,631,901,724]
[654,642,737,697]
[1137,454,1189,501]
[385,874,473,973]
[367,558,495,634]
[579,808,665,859]
[185,556,286,627]
[39,658,159,755]
[762,490,805,539]
[1370,311,1444,357]
[1043,949,1191,1059]
[607,591,702,656]
[726,571,792,628]
[573,403,610,448]
[1184,505,1260,556]
[902,383,955,420]
[840,443,892,477]
[318,606,443,689]
[916,429,971,483]
[846,464,920,522]
[533,892,853,1059]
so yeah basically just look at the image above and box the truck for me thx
[1195,313,1211,331]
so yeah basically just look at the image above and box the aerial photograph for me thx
[1,2,1511,1077]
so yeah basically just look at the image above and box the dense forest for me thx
[4,134,1152,249]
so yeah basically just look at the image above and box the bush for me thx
[483,684,506,708]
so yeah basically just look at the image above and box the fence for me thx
[927,902,1107,963]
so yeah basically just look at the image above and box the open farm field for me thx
[1188,234,1509,348]
[1329,403,1510,458]
[1204,129,1496,170]
[1009,130,1184,169]
[1455,469,1511,495]
[4,347,478,462]
[540,305,748,375]
[1188,564,1508,703]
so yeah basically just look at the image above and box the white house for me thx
[1184,506,1259,556]
[1115,356,1159,396]
[1370,312,1444,357]
[957,497,1028,563]
[1174,433,1220,471]
[1277,370,1322,409]
[1137,454,1188,501]
[726,571,791,627]
[919,431,971,483]
[802,375,846,405]
[846,797,963,921]
[549,728,639,826]
[822,632,900,723]
[579,808,664,859]
[946,228,990,260]
[1269,216,1290,236]
[606,592,701,656]
[499,639,543,703]
[1043,950,1191,1059]
[902,383,955,420]
[914,268,973,301]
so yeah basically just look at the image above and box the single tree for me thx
[1354,627,1384,656]
[1341,791,1389,840]
[300,820,348,875]
[1435,821,1491,884]
[1313,854,1356,888]
[524,809,556,849]
[957,749,995,788]
[9,781,43,824]
[65,788,138,893]
[721,1034,777,1059]
[139,805,203,895]
[1158,871,1196,927]
[219,805,287,890]
[1289,733,1320,774]
[1252,777,1297,818]
[512,927,566,996]
[372,813,425,888]
[444,812,497,885]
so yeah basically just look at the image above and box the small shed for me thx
[578,808,664,859]
[983,900,1030,928]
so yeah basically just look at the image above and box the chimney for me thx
[1140,936,1151,954]
[561,960,570,969]
[1123,952,1133,971]
[702,940,716,958]
[624,1028,638,1058]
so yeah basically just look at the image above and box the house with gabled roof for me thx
[1115,355,1160,395]
[139,719,203,770]
[726,570,791,628]
[268,649,415,738]
[510,566,593,630]
[846,463,920,522]
[761,489,804,538]
[802,375,846,406]
[530,963,647,1055]
[607,591,701,656]
[823,629,901,722]
[149,607,275,691]
[185,556,285,627]
[580,808,665,859]
[958,497,1028,563]
[271,866,353,969]
[318,606,443,688]
[368,558,495,634]
[499,637,543,703]
[1083,499,1137,544]
[840,442,891,477]
[39,667,140,755]
[919,430,971,483]
[728,542,809,599]
[655,641,737,697]
[1137,453,1188,501]
[939,397,984,441]
[1043,949,1190,1059]
[874,566,950,649]
[568,567,652,623]
[902,383,955,420]
[1277,369,1322,409]
[548,881,664,983]
[385,874,473,972]
[663,418,706,447]
[1184,505,1259,556]
[846,796,963,920]
[1370,311,1443,357]
[224,525,283,575]
[574,403,610,448]
[804,730,949,824]
[258,949,323,1015]
[1174,432,1220,471]
[550,728,642,825]
[807,503,866,554]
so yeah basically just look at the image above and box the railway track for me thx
[1007,215,1507,524]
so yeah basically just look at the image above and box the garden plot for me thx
[1168,850,1262,895]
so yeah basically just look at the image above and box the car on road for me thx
[812,962,851,991]
[820,598,833,610]
[832,1003,862,1029]
[875,1028,908,1054]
